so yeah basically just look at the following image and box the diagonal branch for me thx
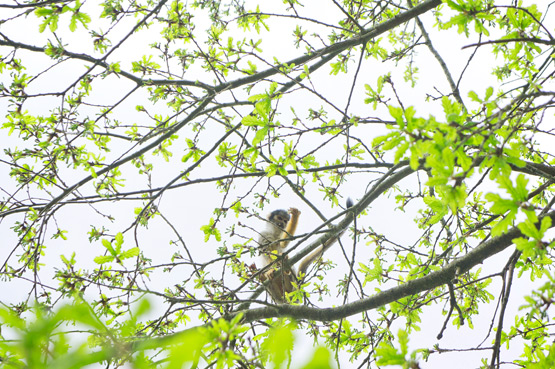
[37,96,213,216]
[234,210,555,323]
[138,209,555,352]
[213,0,442,93]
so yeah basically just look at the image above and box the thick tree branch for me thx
[0,162,396,218]
[233,163,414,310]
[234,210,555,323]
[213,0,442,93]
[0,0,442,97]
[286,164,414,266]
[462,37,555,49]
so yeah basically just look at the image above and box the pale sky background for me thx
[1,1,554,368]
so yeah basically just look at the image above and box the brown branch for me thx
[0,35,214,92]
[0,0,70,8]
[462,37,554,50]
[410,0,464,107]
[213,0,443,93]
[136,208,555,352]
[490,250,519,368]
[234,209,555,323]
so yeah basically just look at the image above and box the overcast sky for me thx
[1,1,554,368]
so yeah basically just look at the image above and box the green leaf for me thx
[69,16,77,32]
[388,105,404,127]
[301,347,332,369]
[201,218,221,242]
[120,247,140,260]
[252,126,268,145]
[375,343,404,365]
[540,216,552,234]
[423,196,443,212]
[514,174,529,201]
[485,193,518,214]
[394,141,409,163]
[49,15,59,32]
[114,232,123,250]
[398,329,409,356]
[485,86,494,100]
[491,212,516,237]
[382,135,403,151]
[101,238,116,256]
[261,325,295,367]
[518,219,541,240]
[360,258,383,285]
[468,90,480,102]
[426,176,448,187]
[35,8,54,17]
[94,255,114,264]
[255,99,271,117]
[166,329,209,368]
[513,237,537,259]
[241,115,264,126]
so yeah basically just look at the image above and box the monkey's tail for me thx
[297,198,354,277]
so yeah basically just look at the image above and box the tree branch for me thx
[234,210,555,323]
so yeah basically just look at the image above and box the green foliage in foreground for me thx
[2,294,555,368]
[1,0,555,368]
[0,297,338,369]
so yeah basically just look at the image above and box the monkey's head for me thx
[268,209,290,230]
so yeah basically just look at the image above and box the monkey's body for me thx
[258,208,300,303]
[258,260,297,303]
[257,200,353,303]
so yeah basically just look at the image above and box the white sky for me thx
[1,1,554,368]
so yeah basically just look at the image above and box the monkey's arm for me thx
[279,207,300,249]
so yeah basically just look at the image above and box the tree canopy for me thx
[1,0,555,368]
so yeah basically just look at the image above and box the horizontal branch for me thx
[137,207,555,353]
[235,209,555,323]
[462,37,555,49]
[0,162,394,218]
[0,36,214,92]
[213,0,442,93]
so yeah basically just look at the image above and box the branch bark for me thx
[234,210,555,323]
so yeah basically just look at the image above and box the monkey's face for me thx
[268,209,290,230]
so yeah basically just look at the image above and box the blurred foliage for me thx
[1,0,555,368]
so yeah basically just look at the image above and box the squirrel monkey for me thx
[258,207,300,303]
[257,199,353,303]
